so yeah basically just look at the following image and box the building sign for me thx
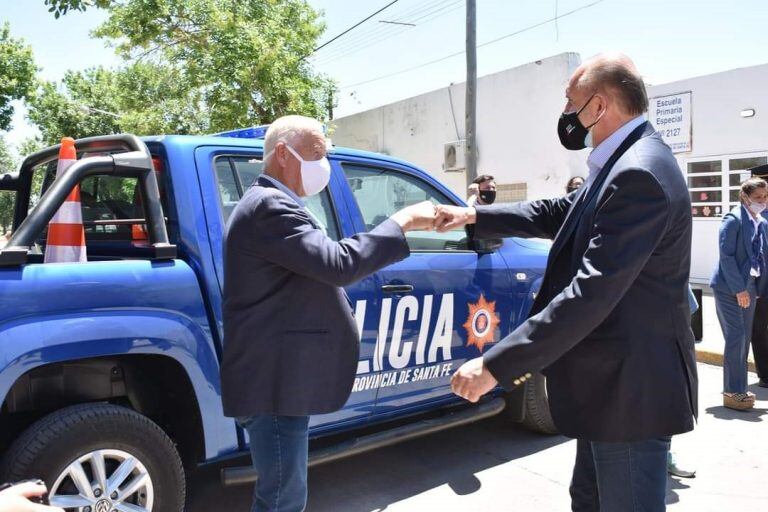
[648,92,691,153]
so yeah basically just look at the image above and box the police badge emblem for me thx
[463,294,500,352]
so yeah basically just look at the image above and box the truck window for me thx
[214,155,341,241]
[80,175,141,240]
[5,158,133,246]
[31,157,166,246]
[342,164,469,251]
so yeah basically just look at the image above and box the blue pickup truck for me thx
[0,132,550,511]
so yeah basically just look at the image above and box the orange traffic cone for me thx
[44,137,87,263]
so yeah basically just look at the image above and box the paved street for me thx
[188,362,767,511]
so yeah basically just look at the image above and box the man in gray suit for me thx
[222,115,435,512]
[436,54,697,511]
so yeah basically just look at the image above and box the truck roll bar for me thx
[0,134,176,266]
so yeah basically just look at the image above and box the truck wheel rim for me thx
[48,448,154,511]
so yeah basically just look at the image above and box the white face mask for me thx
[284,144,331,197]
[748,201,767,215]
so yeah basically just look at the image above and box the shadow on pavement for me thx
[306,416,567,512]
[187,415,569,512]
[666,475,693,505]
[747,382,768,399]
[705,405,767,422]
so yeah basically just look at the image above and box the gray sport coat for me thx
[222,176,409,417]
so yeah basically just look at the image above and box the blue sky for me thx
[2,0,768,150]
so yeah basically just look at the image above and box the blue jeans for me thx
[714,279,757,394]
[237,414,310,512]
[570,437,670,511]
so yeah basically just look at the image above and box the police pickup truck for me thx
[0,130,551,510]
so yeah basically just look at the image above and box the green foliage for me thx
[93,0,336,130]
[0,137,48,236]
[16,137,45,161]
[0,23,37,131]
[26,63,207,144]
[0,135,14,172]
[31,0,337,142]
[0,135,17,234]
[43,0,111,18]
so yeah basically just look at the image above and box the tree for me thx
[0,137,46,237]
[43,0,111,18]
[27,63,207,144]
[0,23,37,131]
[32,1,337,137]
[0,135,17,235]
[92,0,335,129]
[16,137,44,161]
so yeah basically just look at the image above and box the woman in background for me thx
[711,177,768,410]
[565,176,584,194]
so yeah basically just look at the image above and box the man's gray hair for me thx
[263,115,325,164]
[578,53,648,116]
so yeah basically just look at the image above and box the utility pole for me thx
[465,0,478,187]
[326,86,335,121]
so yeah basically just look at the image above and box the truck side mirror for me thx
[470,237,503,254]
[465,224,502,254]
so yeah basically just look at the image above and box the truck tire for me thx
[521,373,558,435]
[0,403,185,511]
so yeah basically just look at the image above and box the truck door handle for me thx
[381,284,414,294]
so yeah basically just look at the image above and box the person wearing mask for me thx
[221,115,436,512]
[565,176,585,194]
[467,174,497,205]
[711,177,768,410]
[435,53,697,511]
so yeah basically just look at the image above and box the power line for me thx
[379,20,415,26]
[313,0,464,67]
[312,0,401,54]
[341,0,604,90]
[311,0,454,63]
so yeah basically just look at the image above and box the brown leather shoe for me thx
[723,392,755,410]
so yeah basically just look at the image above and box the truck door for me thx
[201,150,381,430]
[337,158,517,417]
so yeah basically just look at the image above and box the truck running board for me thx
[221,397,506,486]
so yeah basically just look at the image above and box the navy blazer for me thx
[221,177,409,417]
[475,123,697,442]
[710,205,768,296]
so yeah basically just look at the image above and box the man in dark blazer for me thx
[436,54,697,511]
[222,115,435,512]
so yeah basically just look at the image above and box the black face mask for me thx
[479,190,496,204]
[557,94,599,150]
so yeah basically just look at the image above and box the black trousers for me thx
[750,296,768,380]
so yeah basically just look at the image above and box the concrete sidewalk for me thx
[695,292,757,372]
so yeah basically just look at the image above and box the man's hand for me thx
[450,357,498,403]
[736,290,751,309]
[0,481,63,512]
[434,205,476,233]
[390,200,437,232]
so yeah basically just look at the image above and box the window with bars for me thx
[686,156,768,219]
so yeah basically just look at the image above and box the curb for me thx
[696,348,756,373]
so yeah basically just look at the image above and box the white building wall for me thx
[333,55,768,285]
[648,64,768,284]
[331,53,587,200]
